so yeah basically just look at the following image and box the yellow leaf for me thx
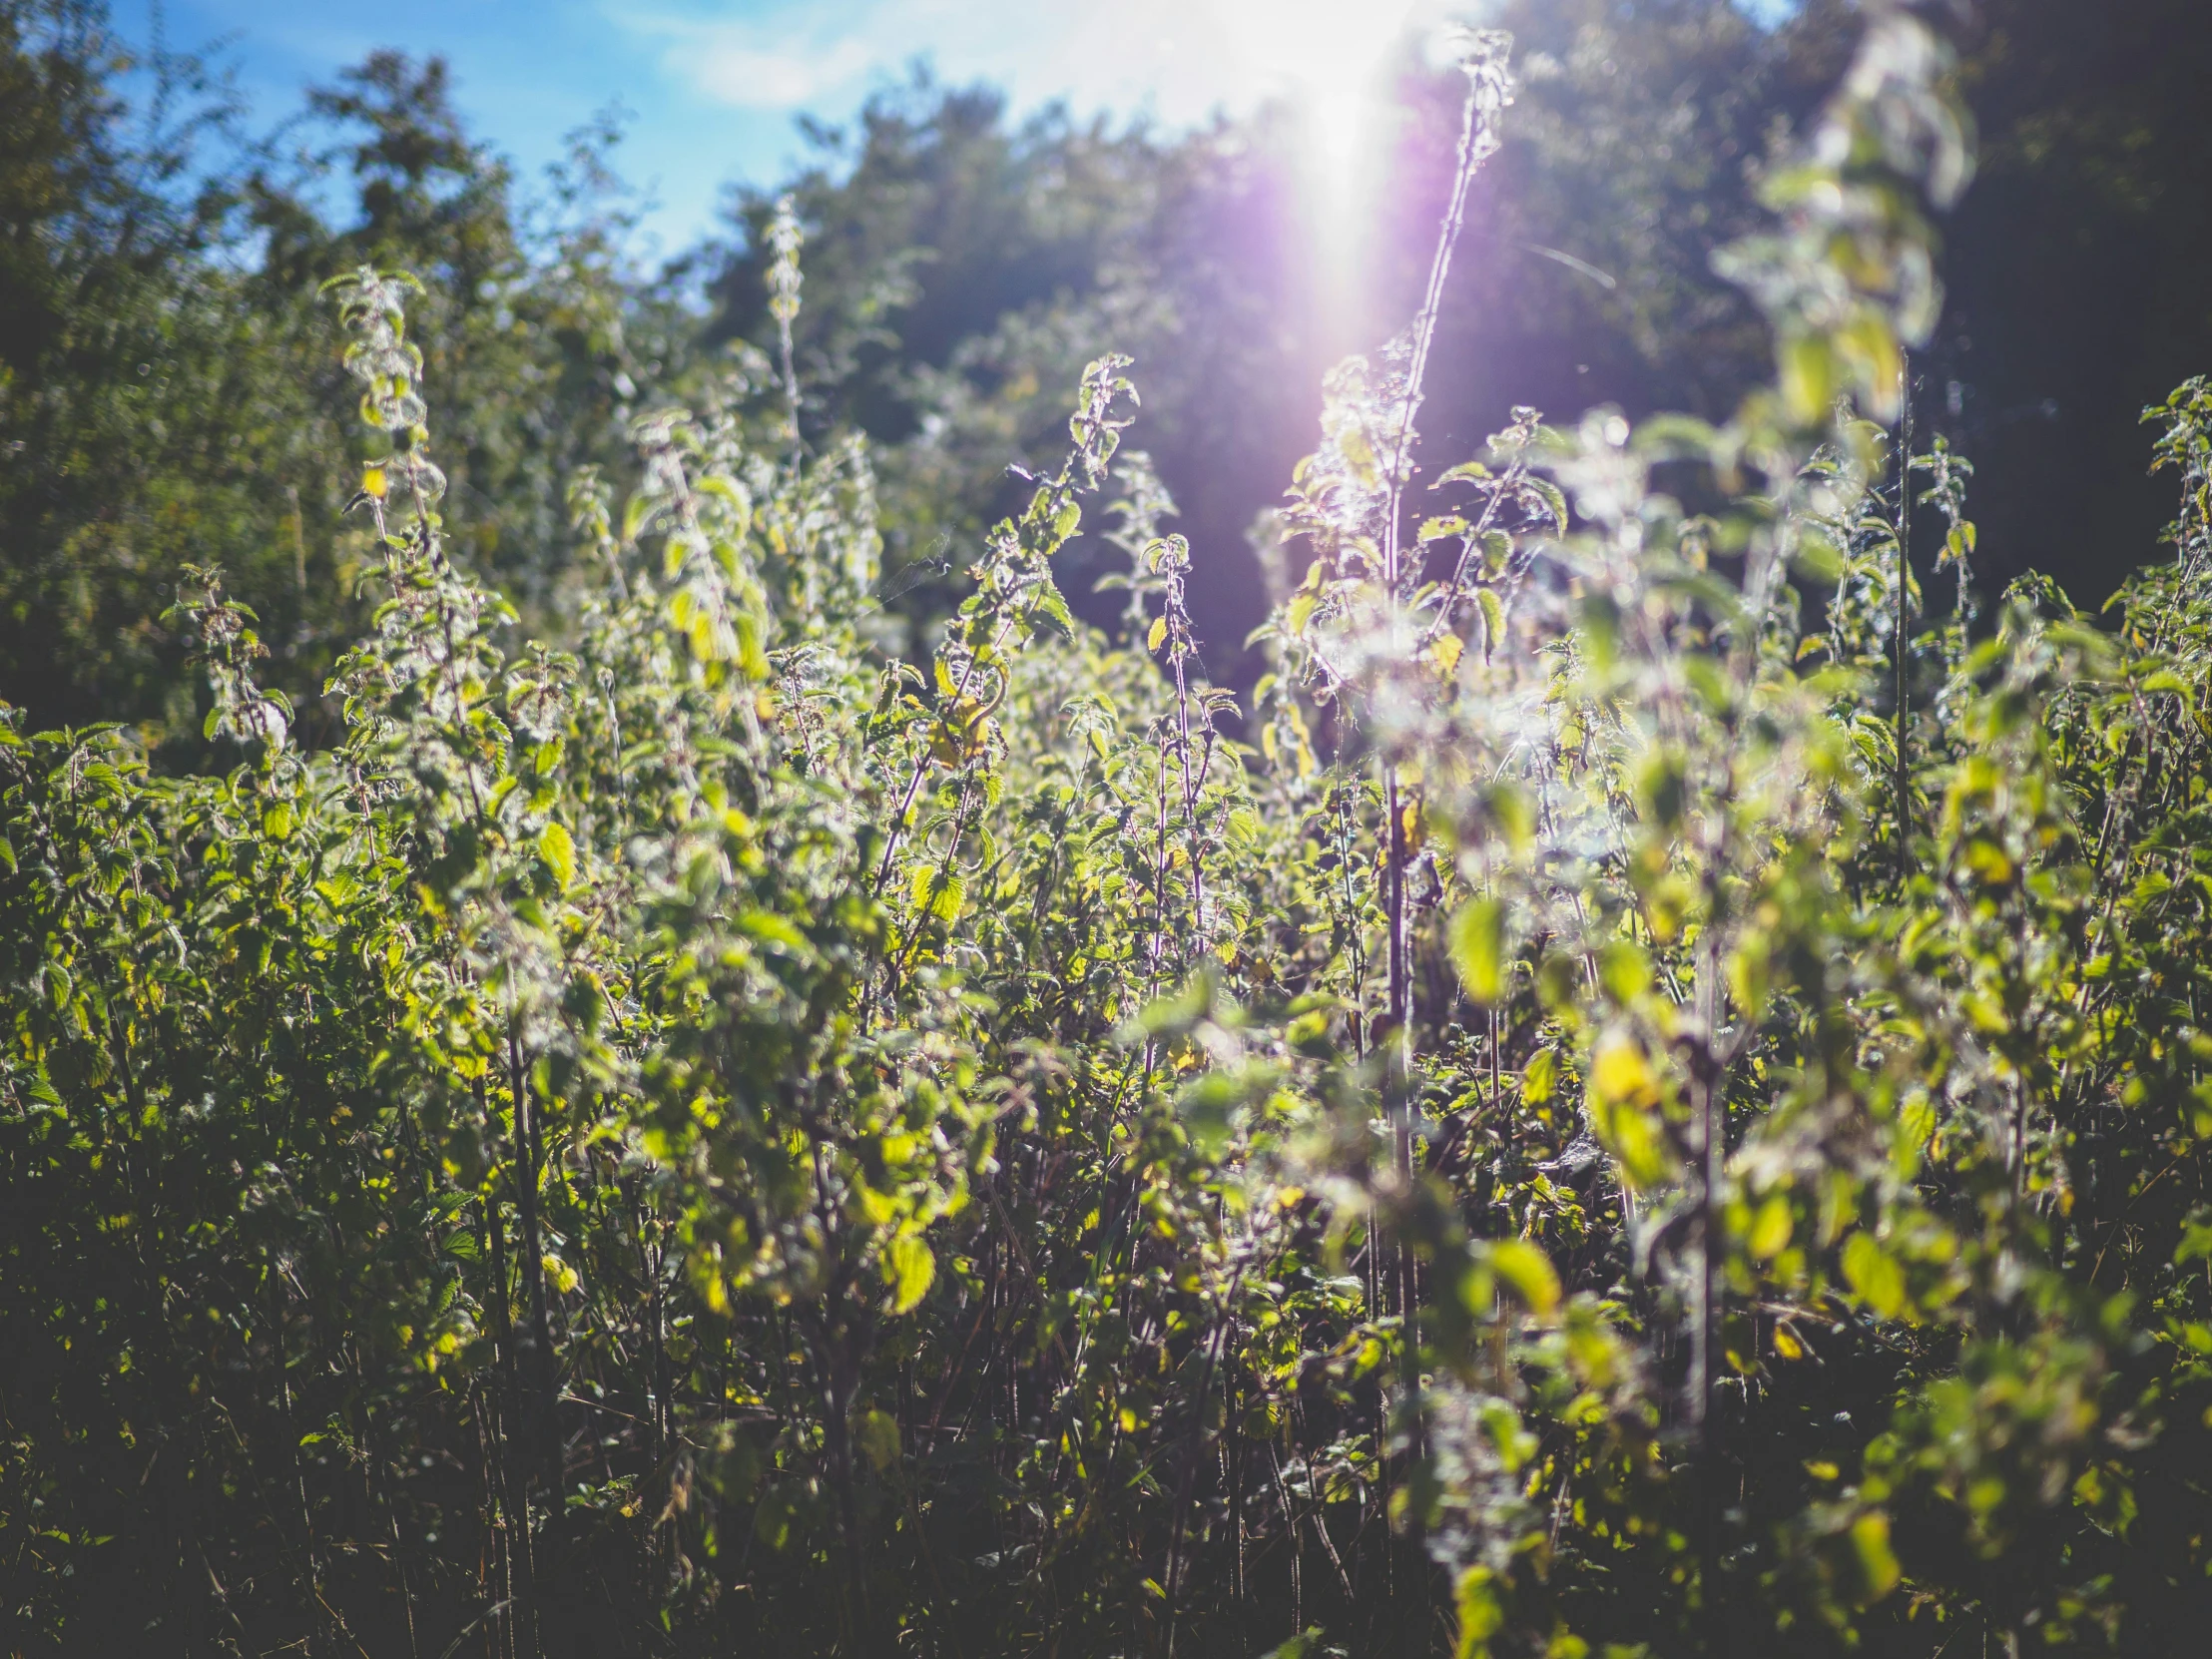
[1147,616,1169,653]
[1749,1195,1793,1261]
[1590,1039,1657,1108]
[886,1232,935,1313]
[1851,1510,1901,1603]
[1960,838,2014,884]
[1477,587,1505,656]
[1454,1565,1502,1659]
[1488,1239,1560,1316]
[537,823,576,889]
[1588,1037,1675,1189]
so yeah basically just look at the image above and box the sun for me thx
[1234,0,1420,166]
[1197,0,1428,320]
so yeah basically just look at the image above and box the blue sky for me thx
[137,1,1791,259]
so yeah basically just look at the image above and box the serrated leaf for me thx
[1526,478,1569,534]
[909,865,966,923]
[1034,577,1076,642]
[1477,588,1505,656]
[886,1233,935,1313]
[538,823,575,888]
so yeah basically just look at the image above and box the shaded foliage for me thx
[9,5,2212,1659]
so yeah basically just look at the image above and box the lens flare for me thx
[1230,0,1429,344]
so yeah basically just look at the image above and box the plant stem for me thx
[507,1035,565,1515]
[1895,353,1914,879]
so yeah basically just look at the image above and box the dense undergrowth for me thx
[10,6,2212,1657]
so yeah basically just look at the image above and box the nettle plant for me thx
[1243,6,2208,1657]
[9,4,2212,1657]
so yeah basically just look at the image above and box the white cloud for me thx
[613,0,1446,126]
[617,3,920,113]
[686,31,881,108]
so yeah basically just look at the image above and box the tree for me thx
[0,4,676,742]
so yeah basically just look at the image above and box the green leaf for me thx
[1780,332,1839,428]
[1526,478,1568,534]
[736,609,771,681]
[738,908,810,952]
[538,823,576,889]
[1842,1232,1910,1321]
[1851,1510,1901,1603]
[1521,1048,1557,1105]
[886,1233,935,1314]
[1477,587,1505,655]
[1482,781,1534,854]
[1033,576,1077,642]
[857,1408,900,1471]
[1587,1039,1676,1189]
[908,865,966,923]
[1453,1564,1502,1659]
[1447,898,1507,1004]
[696,473,753,535]
[1487,1239,1560,1316]
[1177,1072,1242,1159]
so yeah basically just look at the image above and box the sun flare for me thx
[1190,0,1431,324]
[1205,0,1423,162]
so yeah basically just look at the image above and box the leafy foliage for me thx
[0,2,685,737]
[11,5,2212,1659]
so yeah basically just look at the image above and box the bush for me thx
[7,8,2212,1657]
